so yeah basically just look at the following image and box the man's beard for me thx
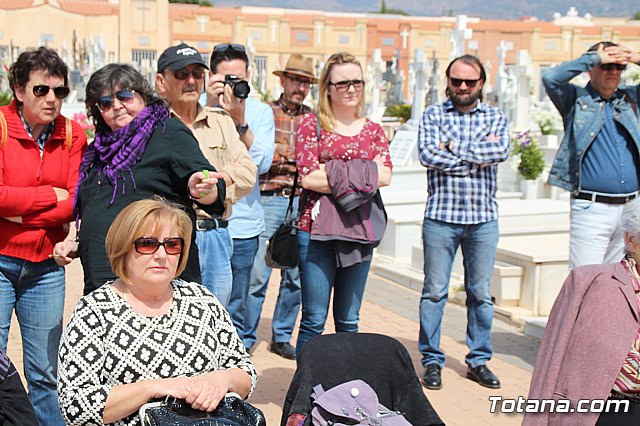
[451,90,480,108]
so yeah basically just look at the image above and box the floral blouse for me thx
[295,114,392,232]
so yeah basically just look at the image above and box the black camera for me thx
[224,74,251,99]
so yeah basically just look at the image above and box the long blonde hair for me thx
[317,52,366,132]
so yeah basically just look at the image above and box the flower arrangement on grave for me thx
[531,108,561,136]
[511,130,545,181]
[72,112,95,142]
[622,63,640,85]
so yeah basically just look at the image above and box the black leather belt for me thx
[260,188,296,197]
[574,191,639,205]
[196,218,228,231]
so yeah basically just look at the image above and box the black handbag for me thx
[139,394,266,426]
[265,173,307,270]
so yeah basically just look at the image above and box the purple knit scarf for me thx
[73,103,169,219]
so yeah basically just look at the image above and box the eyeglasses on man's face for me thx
[96,89,136,111]
[31,85,70,99]
[285,74,312,88]
[329,79,365,93]
[133,237,184,255]
[599,63,626,72]
[173,67,206,80]
[449,78,481,88]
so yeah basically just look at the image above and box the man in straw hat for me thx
[244,54,316,359]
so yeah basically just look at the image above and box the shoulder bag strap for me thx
[64,117,73,150]
[0,109,7,148]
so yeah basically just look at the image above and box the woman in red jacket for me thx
[0,47,87,426]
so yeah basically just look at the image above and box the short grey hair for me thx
[622,202,640,253]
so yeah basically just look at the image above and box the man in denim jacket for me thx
[543,41,640,269]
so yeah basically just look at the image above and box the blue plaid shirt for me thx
[417,99,510,224]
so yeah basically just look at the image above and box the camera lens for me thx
[232,80,251,99]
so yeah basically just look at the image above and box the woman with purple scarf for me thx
[53,64,225,295]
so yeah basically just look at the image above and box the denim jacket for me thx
[542,52,640,192]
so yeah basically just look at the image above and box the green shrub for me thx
[511,130,545,180]
[383,104,411,123]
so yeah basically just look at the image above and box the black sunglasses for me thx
[134,237,184,255]
[600,63,626,72]
[449,78,481,88]
[173,68,206,80]
[96,89,136,111]
[32,85,70,99]
[330,79,365,93]
[213,43,246,53]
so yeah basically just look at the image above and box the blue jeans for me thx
[296,231,371,359]
[244,195,301,348]
[0,254,65,426]
[419,218,498,369]
[196,227,233,306]
[228,236,259,340]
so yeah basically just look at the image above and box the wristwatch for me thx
[235,123,249,135]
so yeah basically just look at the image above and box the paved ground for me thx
[7,258,539,425]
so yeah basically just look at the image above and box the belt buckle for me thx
[282,187,292,198]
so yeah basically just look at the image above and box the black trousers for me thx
[595,398,640,426]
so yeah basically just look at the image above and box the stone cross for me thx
[410,49,427,122]
[400,28,410,50]
[315,21,324,44]
[137,0,150,32]
[449,15,473,60]
[513,50,533,130]
[197,16,208,33]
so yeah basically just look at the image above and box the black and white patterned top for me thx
[58,280,257,426]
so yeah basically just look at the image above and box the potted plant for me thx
[511,130,546,198]
[532,108,562,147]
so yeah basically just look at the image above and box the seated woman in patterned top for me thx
[57,198,256,426]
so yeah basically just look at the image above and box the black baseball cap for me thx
[157,43,208,73]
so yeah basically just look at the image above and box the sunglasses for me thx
[330,80,365,93]
[134,237,184,255]
[600,63,626,72]
[449,78,481,88]
[173,68,206,80]
[96,89,136,111]
[285,74,312,87]
[32,85,70,99]
[213,43,246,53]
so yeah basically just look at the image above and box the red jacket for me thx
[0,100,87,262]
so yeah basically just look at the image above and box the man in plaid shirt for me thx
[244,54,316,359]
[417,55,510,391]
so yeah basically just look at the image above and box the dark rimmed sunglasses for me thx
[173,67,206,80]
[600,63,626,72]
[213,43,246,53]
[32,85,70,99]
[449,78,481,88]
[134,237,184,255]
[96,89,136,111]
[330,79,365,93]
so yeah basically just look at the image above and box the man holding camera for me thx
[243,54,316,359]
[205,43,275,345]
[156,43,257,306]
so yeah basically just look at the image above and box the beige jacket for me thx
[171,105,256,219]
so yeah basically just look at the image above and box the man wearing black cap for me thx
[156,43,257,306]
[244,54,316,359]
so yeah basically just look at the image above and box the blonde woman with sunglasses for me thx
[52,64,225,296]
[294,52,393,358]
[58,198,256,426]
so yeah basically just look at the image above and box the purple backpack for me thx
[310,380,412,426]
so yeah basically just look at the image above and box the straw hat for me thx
[273,54,317,83]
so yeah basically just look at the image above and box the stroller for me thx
[281,333,444,426]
